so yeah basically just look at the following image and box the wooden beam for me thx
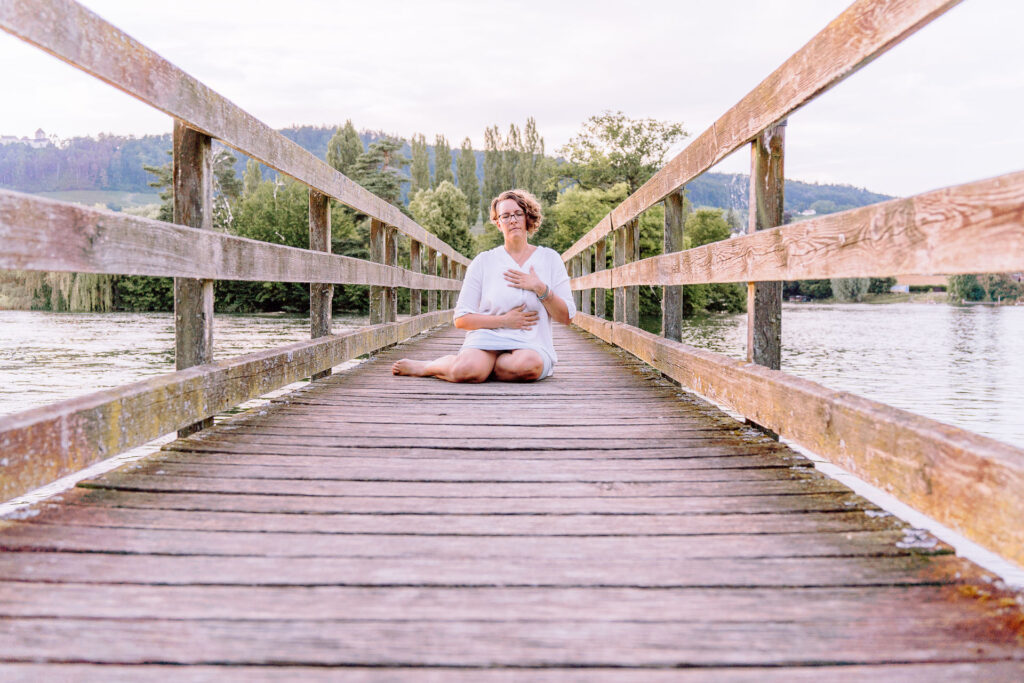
[409,240,422,317]
[570,169,1024,290]
[571,257,582,311]
[427,248,437,312]
[172,122,214,436]
[594,239,606,319]
[562,0,962,262]
[580,249,591,316]
[624,220,639,328]
[747,122,785,369]
[613,229,625,323]
[662,190,685,342]
[309,189,332,381]
[384,226,397,323]
[369,219,384,325]
[572,312,1024,568]
[0,311,453,503]
[0,190,460,290]
[0,0,470,267]
[440,254,450,310]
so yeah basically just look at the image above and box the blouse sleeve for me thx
[453,254,484,320]
[548,250,576,320]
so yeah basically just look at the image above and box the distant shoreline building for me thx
[0,129,51,149]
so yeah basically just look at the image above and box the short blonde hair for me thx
[489,189,543,235]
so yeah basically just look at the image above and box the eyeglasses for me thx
[498,210,526,224]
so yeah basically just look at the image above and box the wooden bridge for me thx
[1,0,1023,678]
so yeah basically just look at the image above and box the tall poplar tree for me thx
[481,125,503,219]
[326,120,364,176]
[521,117,544,195]
[410,133,430,193]
[503,123,521,189]
[456,137,480,226]
[433,135,454,187]
[243,159,262,197]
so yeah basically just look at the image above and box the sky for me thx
[2,0,1022,198]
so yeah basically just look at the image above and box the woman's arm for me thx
[503,266,572,325]
[454,307,538,331]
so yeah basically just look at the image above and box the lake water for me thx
[1,304,1022,448]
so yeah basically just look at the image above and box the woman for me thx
[392,189,575,382]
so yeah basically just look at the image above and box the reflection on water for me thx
[0,311,368,417]
[676,303,1024,448]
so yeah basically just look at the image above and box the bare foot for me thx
[392,359,431,376]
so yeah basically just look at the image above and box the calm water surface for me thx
[0,311,368,416]
[1,304,1022,447]
[677,302,1024,448]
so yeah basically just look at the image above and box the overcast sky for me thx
[2,0,1022,197]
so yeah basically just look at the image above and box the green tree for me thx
[408,181,472,258]
[481,125,503,219]
[212,148,242,232]
[503,123,521,190]
[433,135,453,187]
[142,150,173,222]
[457,137,480,226]
[682,209,746,315]
[243,158,262,197]
[559,110,687,193]
[831,277,870,302]
[410,133,430,193]
[326,120,363,176]
[350,137,409,207]
[520,117,544,195]
[868,277,896,294]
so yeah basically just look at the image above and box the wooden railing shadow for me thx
[560,0,1024,566]
[0,0,470,501]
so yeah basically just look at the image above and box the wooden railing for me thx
[562,0,1024,566]
[0,0,469,501]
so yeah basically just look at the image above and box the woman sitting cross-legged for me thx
[392,188,575,382]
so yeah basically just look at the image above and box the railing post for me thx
[172,121,214,437]
[624,218,639,327]
[580,248,591,316]
[440,254,450,309]
[410,240,422,316]
[613,227,625,323]
[662,189,686,341]
[385,226,397,323]
[571,256,582,310]
[747,121,785,369]
[369,218,384,324]
[309,189,332,380]
[427,248,437,312]
[594,239,606,319]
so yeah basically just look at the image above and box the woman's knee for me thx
[450,355,492,383]
[496,352,544,381]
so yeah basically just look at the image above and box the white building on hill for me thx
[0,129,51,148]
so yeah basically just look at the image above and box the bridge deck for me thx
[0,324,1022,680]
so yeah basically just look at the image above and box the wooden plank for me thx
[573,168,1024,290]
[368,218,384,324]
[580,249,591,315]
[613,227,625,322]
[440,254,450,310]
[661,189,685,341]
[308,189,332,381]
[0,550,980,587]
[0,663,1021,683]
[594,238,607,318]
[172,122,214,437]
[0,189,460,289]
[427,247,438,312]
[0,311,451,502]
[624,219,639,327]
[573,312,1024,566]
[409,239,422,316]
[747,122,784,369]
[561,0,962,261]
[0,0,470,266]
[384,226,398,322]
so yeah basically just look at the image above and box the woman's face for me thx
[495,198,528,239]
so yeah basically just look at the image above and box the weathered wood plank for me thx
[384,226,398,322]
[661,189,685,341]
[0,0,470,266]
[594,238,607,318]
[746,121,784,370]
[0,189,460,289]
[308,189,332,381]
[572,169,1024,290]
[573,312,1024,566]
[561,0,962,261]
[0,311,451,502]
[409,239,422,316]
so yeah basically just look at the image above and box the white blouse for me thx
[453,246,576,365]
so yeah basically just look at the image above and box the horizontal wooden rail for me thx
[0,190,462,290]
[570,170,1024,290]
[562,0,960,262]
[572,313,1024,567]
[0,0,470,267]
[0,310,453,502]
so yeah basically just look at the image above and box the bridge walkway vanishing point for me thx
[0,323,1022,679]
